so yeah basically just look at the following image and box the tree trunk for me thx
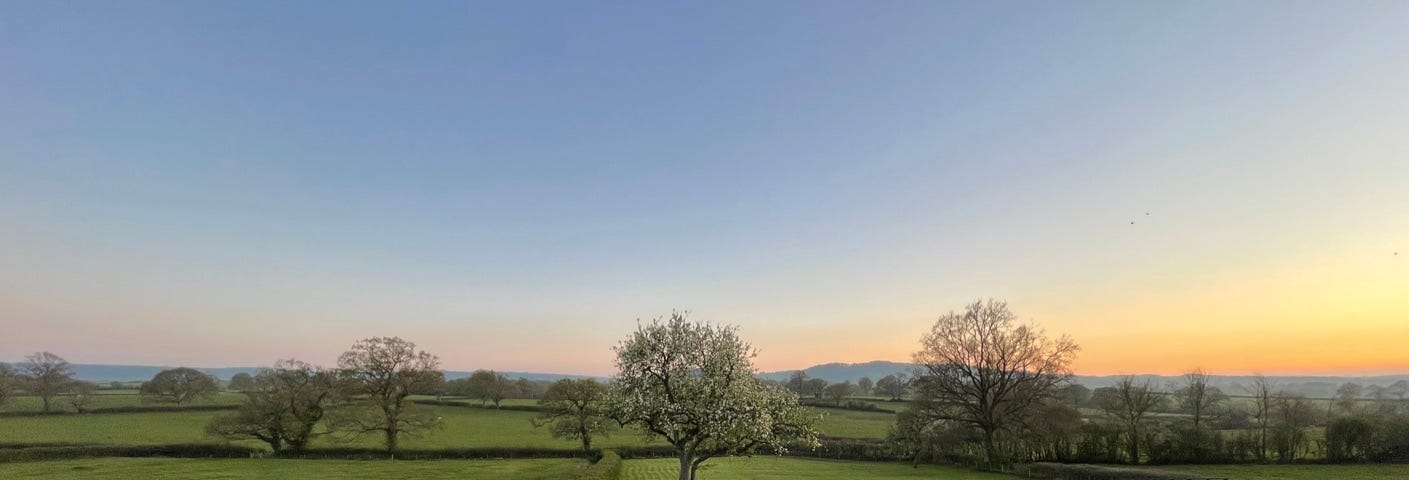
[982,428,1000,469]
[41,395,51,413]
[581,433,592,456]
[385,427,398,452]
[1127,424,1140,464]
[677,453,692,480]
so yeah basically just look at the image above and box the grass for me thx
[1143,464,1409,479]
[810,407,894,438]
[1,393,246,414]
[0,457,585,479]
[619,456,1012,479]
[0,401,891,450]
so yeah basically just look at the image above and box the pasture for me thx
[1144,464,1409,479]
[618,457,1013,479]
[0,457,585,479]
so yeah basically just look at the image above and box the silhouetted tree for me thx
[909,299,1079,468]
[856,376,873,396]
[1095,376,1164,464]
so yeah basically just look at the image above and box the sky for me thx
[2,1,1407,377]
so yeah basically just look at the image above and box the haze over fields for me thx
[3,2,1408,377]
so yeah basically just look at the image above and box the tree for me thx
[1094,376,1164,464]
[1251,375,1274,462]
[65,381,98,413]
[228,373,257,392]
[207,359,339,452]
[333,337,443,452]
[0,363,16,409]
[611,312,819,480]
[785,371,808,395]
[1271,391,1316,461]
[876,373,909,401]
[802,378,828,399]
[140,367,219,404]
[533,379,615,456]
[909,299,1079,468]
[1335,382,1363,413]
[1059,384,1092,407]
[1389,380,1409,401]
[1177,368,1226,460]
[823,381,854,405]
[21,352,76,413]
[856,377,873,396]
[467,370,518,407]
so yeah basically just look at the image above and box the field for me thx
[0,391,245,414]
[0,457,585,479]
[619,457,1012,479]
[1144,464,1409,479]
[0,400,889,450]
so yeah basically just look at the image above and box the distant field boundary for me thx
[411,399,546,412]
[0,404,238,418]
[1021,463,1228,480]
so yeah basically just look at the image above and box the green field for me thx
[0,405,659,449]
[0,457,585,479]
[0,401,890,450]
[0,392,246,414]
[619,457,1010,479]
[1144,464,1409,479]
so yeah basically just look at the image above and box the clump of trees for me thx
[141,367,220,404]
[207,360,339,452]
[611,312,819,480]
[20,352,78,413]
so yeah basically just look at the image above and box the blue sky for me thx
[3,1,1408,375]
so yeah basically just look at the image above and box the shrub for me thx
[575,450,622,480]
[0,444,259,463]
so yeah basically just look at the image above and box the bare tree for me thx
[1177,368,1226,460]
[533,378,615,456]
[910,299,1080,468]
[1095,376,1164,464]
[1271,391,1317,462]
[65,381,98,413]
[1251,375,1274,462]
[21,352,76,413]
[856,376,873,396]
[140,367,220,404]
[333,337,443,452]
[1334,382,1362,414]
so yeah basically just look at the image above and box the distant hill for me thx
[761,361,1409,399]
[12,363,601,383]
[758,360,915,383]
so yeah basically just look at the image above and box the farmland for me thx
[0,457,585,480]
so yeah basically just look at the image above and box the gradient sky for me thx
[3,1,1407,376]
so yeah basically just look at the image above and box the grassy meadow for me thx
[619,457,1012,480]
[0,457,586,479]
[1141,464,1409,479]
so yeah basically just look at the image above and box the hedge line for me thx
[0,444,259,463]
[616,437,898,462]
[270,447,586,460]
[799,399,897,414]
[0,404,239,418]
[411,399,545,412]
[1020,462,1228,480]
[574,450,622,480]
